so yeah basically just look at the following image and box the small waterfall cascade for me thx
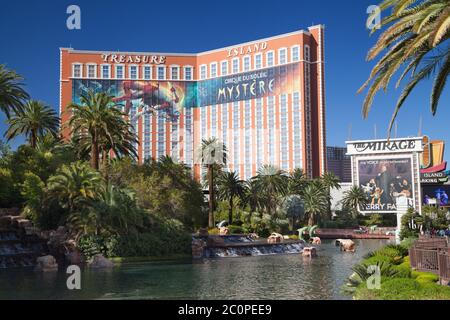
[0,214,48,269]
[192,234,305,258]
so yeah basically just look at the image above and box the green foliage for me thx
[0,167,17,207]
[227,225,246,234]
[5,100,59,148]
[78,234,119,260]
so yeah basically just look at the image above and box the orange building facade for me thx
[60,26,327,180]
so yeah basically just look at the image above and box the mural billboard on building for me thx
[357,157,414,213]
[72,79,197,122]
[422,185,450,207]
[72,63,301,122]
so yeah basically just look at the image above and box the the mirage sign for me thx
[346,138,423,155]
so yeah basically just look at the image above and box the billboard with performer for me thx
[357,157,414,213]
[422,185,450,207]
[71,63,301,123]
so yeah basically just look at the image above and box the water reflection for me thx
[0,239,390,300]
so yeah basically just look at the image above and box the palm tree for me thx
[288,168,309,196]
[359,0,450,133]
[67,90,137,170]
[321,172,341,220]
[199,137,227,228]
[47,161,104,212]
[217,171,246,224]
[242,179,261,218]
[252,165,288,216]
[302,182,328,226]
[0,65,29,118]
[341,186,369,218]
[5,100,59,148]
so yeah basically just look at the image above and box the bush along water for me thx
[344,241,450,300]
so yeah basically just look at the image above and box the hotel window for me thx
[243,56,251,71]
[210,63,217,78]
[115,65,124,79]
[143,65,152,80]
[184,66,193,80]
[278,48,287,65]
[129,65,138,79]
[232,58,239,74]
[101,65,110,79]
[87,64,96,78]
[157,65,166,80]
[221,61,228,76]
[200,64,207,80]
[266,51,274,67]
[304,45,311,62]
[254,53,262,70]
[72,63,82,78]
[291,46,300,62]
[170,66,179,80]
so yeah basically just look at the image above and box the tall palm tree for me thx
[5,100,59,148]
[199,137,227,228]
[0,65,29,118]
[67,90,137,170]
[359,0,450,133]
[288,168,309,196]
[321,172,341,220]
[341,186,369,218]
[242,179,261,218]
[252,165,288,216]
[302,182,328,226]
[217,171,246,224]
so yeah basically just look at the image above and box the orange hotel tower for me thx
[60,25,327,180]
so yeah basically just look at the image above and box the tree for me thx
[216,170,246,224]
[5,100,59,148]
[320,171,341,220]
[0,64,29,118]
[252,165,288,216]
[288,168,309,196]
[47,161,104,212]
[342,186,369,218]
[67,90,137,170]
[199,137,227,228]
[302,182,328,226]
[242,179,262,218]
[281,195,304,231]
[359,0,450,133]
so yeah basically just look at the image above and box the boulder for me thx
[192,238,207,259]
[64,240,83,265]
[337,239,356,252]
[219,227,229,235]
[89,254,114,268]
[302,247,317,257]
[34,255,58,272]
[198,228,209,237]
[267,233,283,244]
[311,237,321,245]
[248,233,259,240]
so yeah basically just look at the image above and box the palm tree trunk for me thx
[228,196,233,225]
[208,165,214,228]
[31,130,37,148]
[308,213,315,227]
[91,141,99,170]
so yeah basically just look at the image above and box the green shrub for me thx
[228,225,246,234]
[393,260,411,278]
[78,235,119,260]
[363,254,394,266]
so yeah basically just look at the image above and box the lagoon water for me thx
[0,239,390,300]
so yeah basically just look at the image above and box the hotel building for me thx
[60,25,327,180]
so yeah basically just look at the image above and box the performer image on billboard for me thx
[112,81,181,122]
[358,158,413,212]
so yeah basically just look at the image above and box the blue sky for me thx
[1,0,449,159]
